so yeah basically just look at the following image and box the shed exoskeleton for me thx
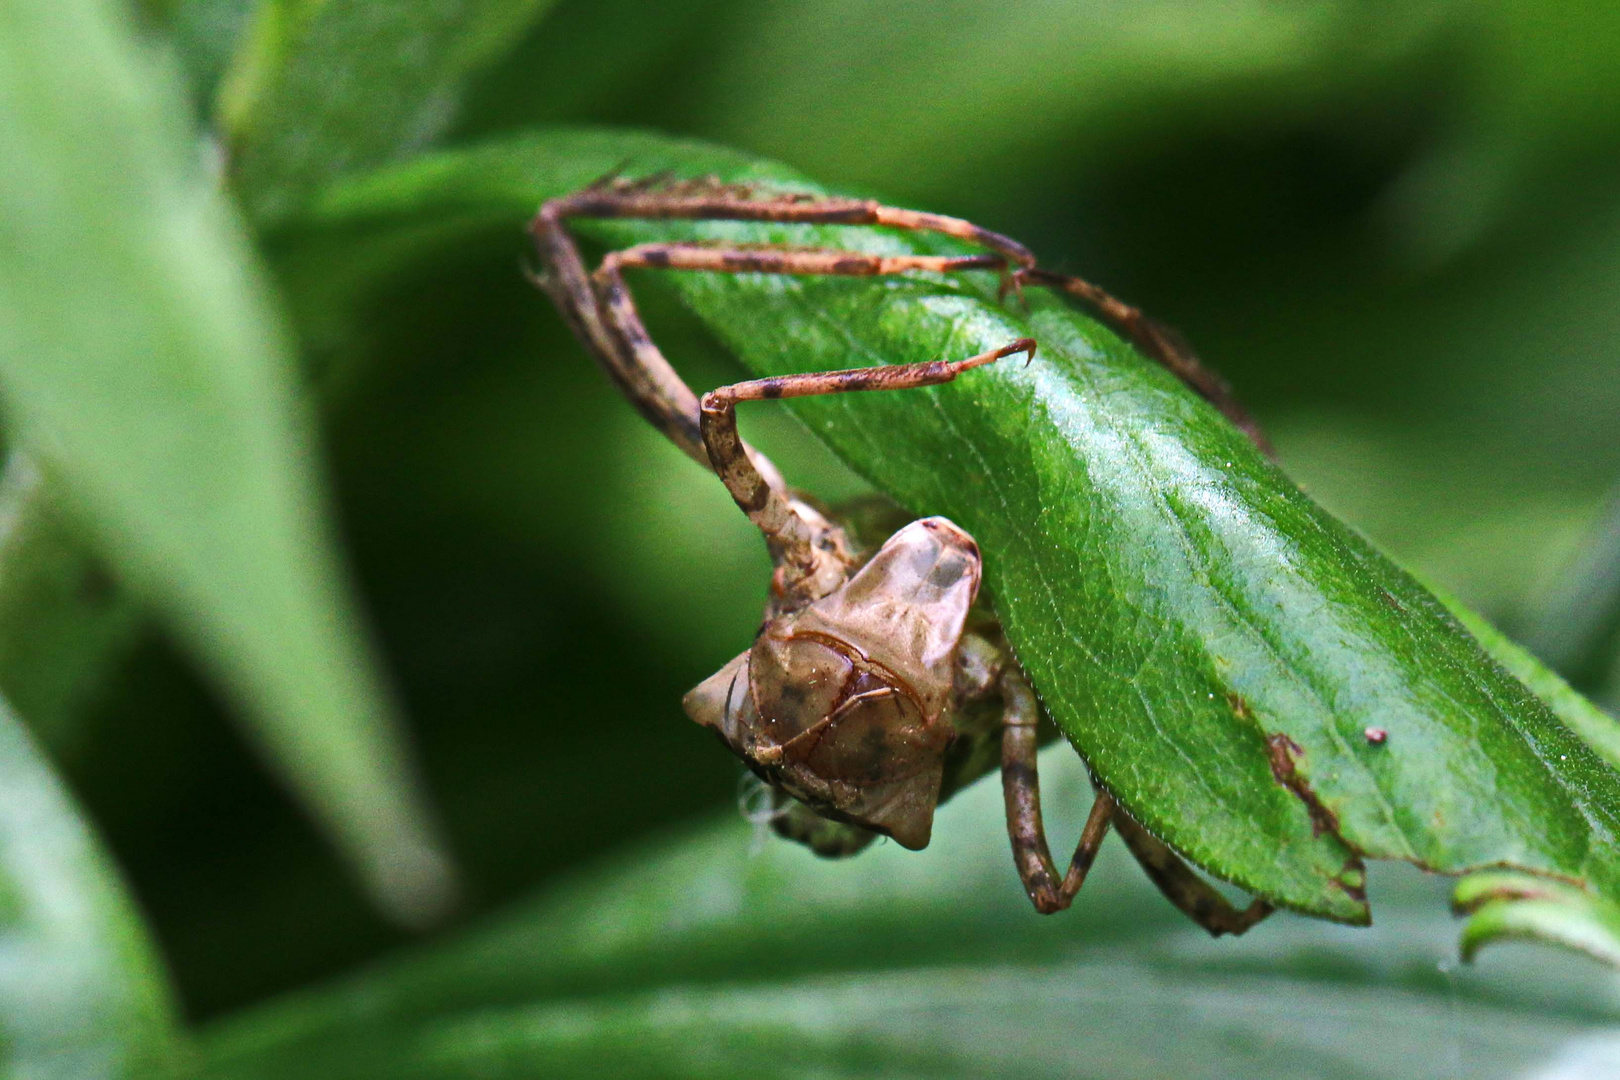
[530,174,1272,930]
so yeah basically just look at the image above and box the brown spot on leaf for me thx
[1226,692,1252,722]
[1266,733,1342,839]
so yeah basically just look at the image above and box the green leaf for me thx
[294,127,1620,925]
[223,0,565,221]
[0,693,182,1080]
[1523,480,1620,706]
[1447,597,1620,778]
[0,0,449,920]
[201,749,1620,1080]
[1454,871,1620,968]
[168,0,263,110]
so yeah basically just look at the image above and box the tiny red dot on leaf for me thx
[1364,727,1388,745]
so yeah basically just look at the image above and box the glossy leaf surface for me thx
[296,127,1620,925]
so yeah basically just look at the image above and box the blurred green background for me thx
[24,0,1620,1033]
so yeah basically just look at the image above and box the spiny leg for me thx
[697,338,1032,592]
[534,178,1269,462]
[998,668,1116,914]
[1110,807,1273,937]
[543,176,1037,273]
[601,242,1004,279]
[534,177,1036,466]
[586,241,1009,495]
[532,184,1026,480]
[530,202,719,471]
[1015,267,1271,455]
[550,177,1261,452]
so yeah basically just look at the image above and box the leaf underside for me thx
[304,127,1620,925]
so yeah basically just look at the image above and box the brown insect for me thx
[530,174,1271,931]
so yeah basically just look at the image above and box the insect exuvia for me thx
[530,173,1270,931]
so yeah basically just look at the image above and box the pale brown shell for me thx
[683,516,982,849]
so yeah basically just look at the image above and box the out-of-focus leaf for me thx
[1455,871,1620,969]
[0,454,142,760]
[169,0,262,109]
[201,748,1620,1080]
[1524,480,1620,706]
[460,0,1620,270]
[1379,2,1620,267]
[293,127,1620,925]
[0,0,449,921]
[222,0,565,220]
[0,693,182,1080]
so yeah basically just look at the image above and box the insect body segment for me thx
[531,175,1273,935]
[687,517,981,849]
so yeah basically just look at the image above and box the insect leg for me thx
[533,182,1036,454]
[584,240,1007,483]
[698,338,1032,587]
[1110,807,1273,937]
[540,178,1037,272]
[998,667,1115,914]
[530,203,715,465]
[532,186,1026,484]
[600,243,1004,279]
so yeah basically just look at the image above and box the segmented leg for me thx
[542,176,1036,271]
[533,176,1268,464]
[533,180,1035,451]
[530,202,719,472]
[999,668,1116,914]
[698,339,1033,594]
[587,241,1011,497]
[531,180,1038,494]
[1110,808,1273,937]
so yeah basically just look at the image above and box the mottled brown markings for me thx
[789,628,925,708]
[1266,733,1343,840]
